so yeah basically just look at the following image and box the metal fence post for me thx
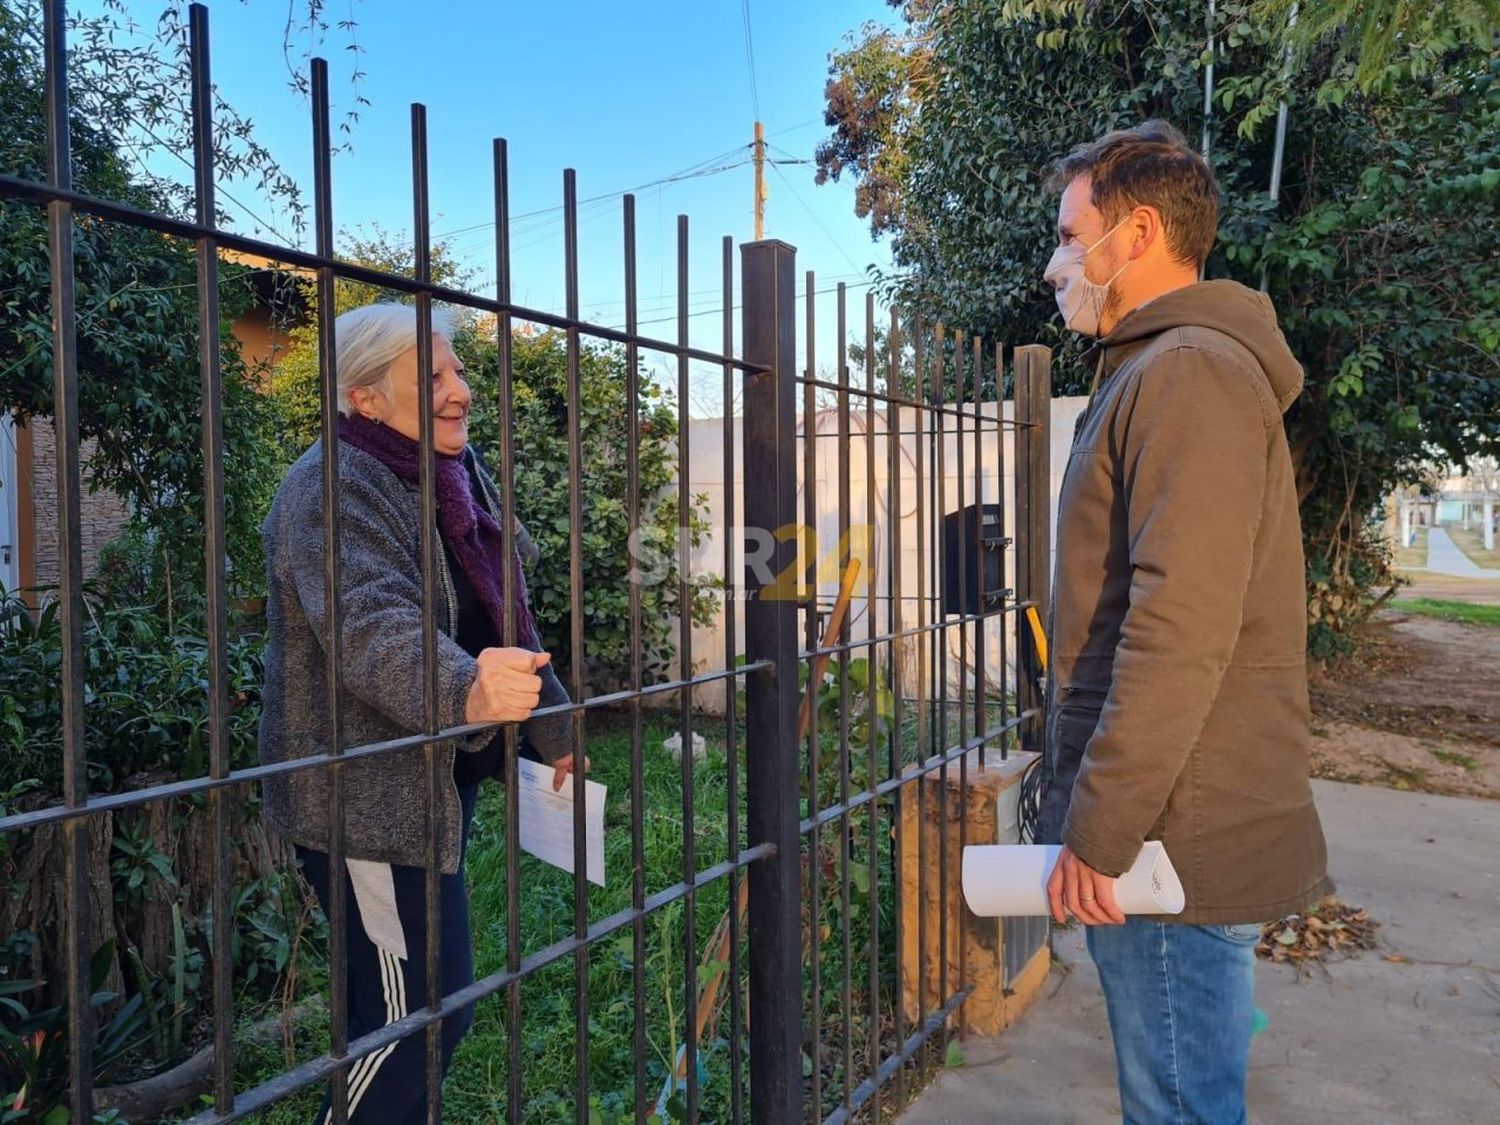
[1012,345,1052,755]
[740,238,804,1124]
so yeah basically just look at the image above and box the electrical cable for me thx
[1018,753,1045,844]
[740,0,761,122]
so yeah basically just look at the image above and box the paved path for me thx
[1415,527,1496,579]
[898,781,1500,1124]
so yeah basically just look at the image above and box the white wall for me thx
[668,396,1088,714]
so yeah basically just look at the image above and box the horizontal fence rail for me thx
[0,3,1053,1122]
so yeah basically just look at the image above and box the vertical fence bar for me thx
[886,310,906,1106]
[409,101,445,1125]
[42,0,92,1115]
[493,137,526,1125]
[972,338,987,771]
[1012,346,1052,756]
[741,238,803,1125]
[721,233,745,1125]
[562,168,591,1125]
[952,330,968,1043]
[801,268,822,1120]
[934,330,951,1042]
[996,348,1010,761]
[930,330,954,1056]
[623,194,649,1124]
[187,5,234,1111]
[914,323,933,1083]
[863,292,881,1120]
[311,54,351,1125]
[953,334,968,777]
[674,212,700,1124]
[835,282,854,1114]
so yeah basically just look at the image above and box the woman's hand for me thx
[550,753,591,792]
[465,648,552,724]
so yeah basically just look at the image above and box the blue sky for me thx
[117,0,899,393]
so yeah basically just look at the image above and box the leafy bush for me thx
[460,326,720,690]
[0,587,264,798]
[1,942,141,1125]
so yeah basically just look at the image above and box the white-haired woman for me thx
[259,303,577,1123]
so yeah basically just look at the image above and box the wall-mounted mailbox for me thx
[942,502,1010,615]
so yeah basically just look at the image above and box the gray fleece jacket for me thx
[258,440,573,874]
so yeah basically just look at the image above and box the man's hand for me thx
[1047,844,1126,926]
[464,648,551,725]
[549,752,591,793]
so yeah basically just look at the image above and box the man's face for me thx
[1056,178,1128,280]
[1056,176,1129,319]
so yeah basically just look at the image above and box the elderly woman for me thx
[258,303,575,1123]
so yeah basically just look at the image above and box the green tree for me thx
[0,1,284,611]
[462,328,719,689]
[817,0,1500,654]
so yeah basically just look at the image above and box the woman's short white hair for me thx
[334,303,456,416]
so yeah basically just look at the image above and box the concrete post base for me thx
[898,749,1051,1037]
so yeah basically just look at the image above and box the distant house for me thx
[0,251,309,595]
[1388,460,1500,551]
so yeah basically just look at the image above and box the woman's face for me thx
[355,333,471,456]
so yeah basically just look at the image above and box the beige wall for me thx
[231,304,294,381]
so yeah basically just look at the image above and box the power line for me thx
[104,99,301,247]
[767,156,866,276]
[636,277,875,329]
[741,0,762,122]
[431,152,753,244]
[576,272,868,319]
[767,117,826,140]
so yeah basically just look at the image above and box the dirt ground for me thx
[1310,600,1500,801]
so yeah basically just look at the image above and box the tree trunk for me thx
[1,812,122,1000]
[93,999,324,1122]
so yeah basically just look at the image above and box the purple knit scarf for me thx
[338,413,539,649]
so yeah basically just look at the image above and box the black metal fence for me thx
[0,3,1053,1121]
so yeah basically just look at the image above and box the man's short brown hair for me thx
[1047,120,1220,269]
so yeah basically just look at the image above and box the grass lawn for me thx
[1393,525,1429,570]
[1446,525,1500,570]
[198,698,955,1123]
[1392,598,1500,628]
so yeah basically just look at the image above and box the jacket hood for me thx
[1098,280,1305,413]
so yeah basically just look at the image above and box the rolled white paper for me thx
[962,840,1185,917]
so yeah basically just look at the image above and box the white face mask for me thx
[1043,216,1133,337]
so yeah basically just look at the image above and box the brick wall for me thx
[28,419,131,587]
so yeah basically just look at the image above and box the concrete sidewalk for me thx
[1411,527,1498,579]
[898,781,1500,1124]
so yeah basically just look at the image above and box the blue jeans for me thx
[1086,919,1261,1125]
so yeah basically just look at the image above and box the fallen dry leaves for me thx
[1258,896,1379,965]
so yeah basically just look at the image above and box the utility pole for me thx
[1262,2,1297,292]
[753,120,766,241]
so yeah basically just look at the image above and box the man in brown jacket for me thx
[1037,121,1332,1124]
